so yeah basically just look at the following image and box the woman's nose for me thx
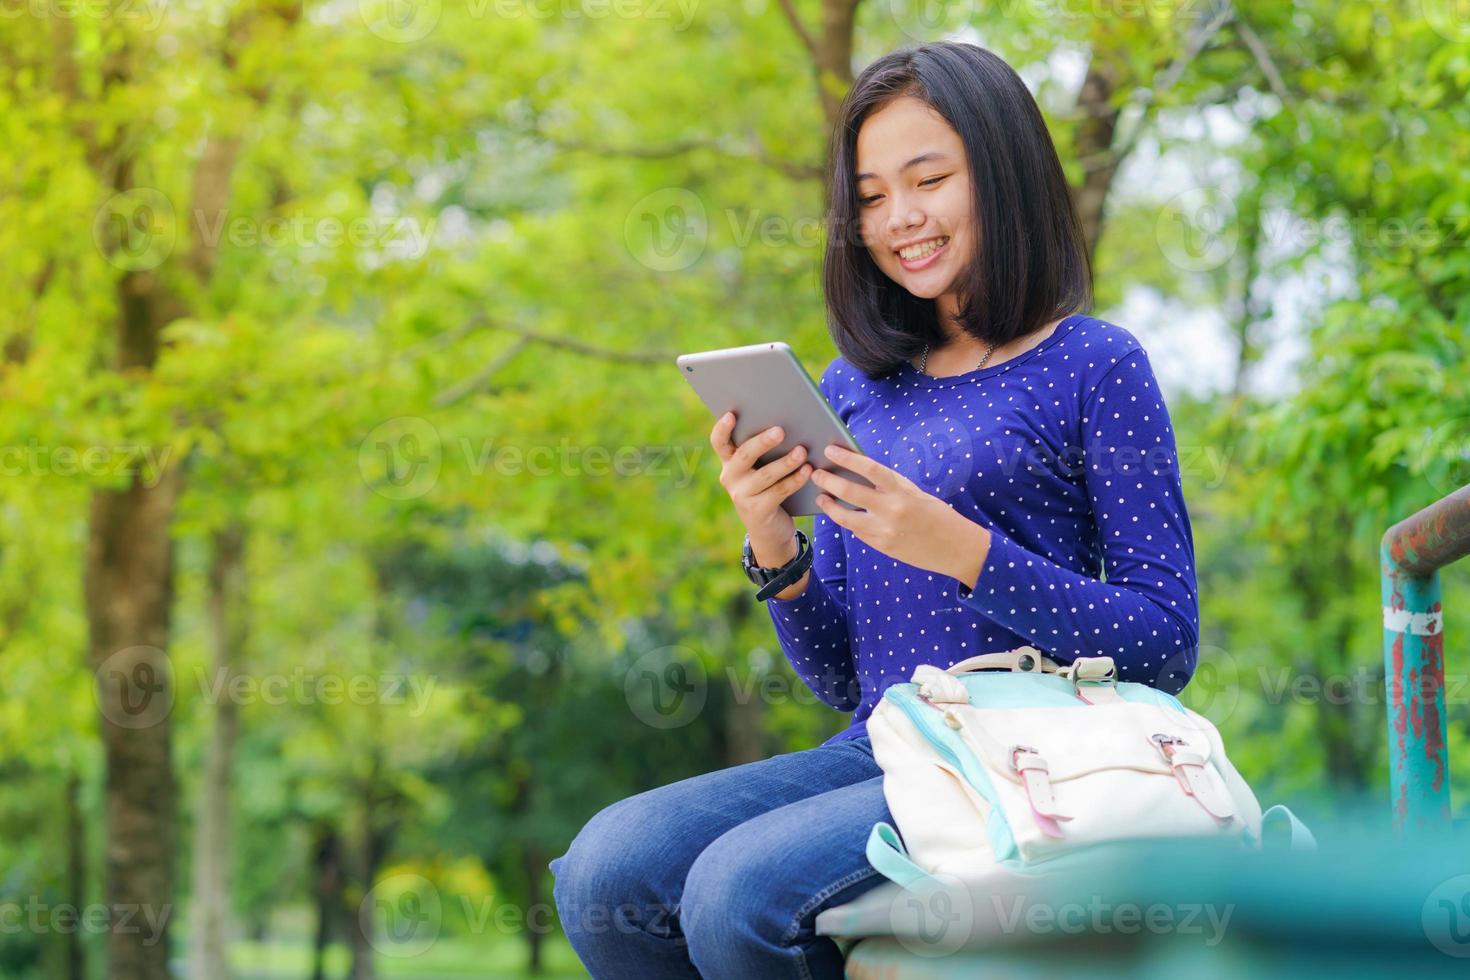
[887,206,926,237]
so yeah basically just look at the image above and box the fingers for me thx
[713,413,808,511]
[709,411,737,462]
[756,455,813,503]
[748,443,809,495]
[821,443,892,488]
[811,467,878,509]
[708,412,789,473]
[815,488,860,528]
[733,422,789,472]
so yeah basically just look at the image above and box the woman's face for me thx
[854,95,974,300]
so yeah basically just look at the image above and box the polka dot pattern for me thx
[765,315,1201,746]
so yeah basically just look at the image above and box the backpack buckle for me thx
[1058,656,1119,703]
[1149,733,1235,823]
[1010,744,1072,837]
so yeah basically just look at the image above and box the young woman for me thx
[550,40,1199,978]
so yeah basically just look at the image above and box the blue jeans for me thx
[548,736,891,978]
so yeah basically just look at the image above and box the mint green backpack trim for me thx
[879,674,1191,875]
[882,684,1019,865]
[865,822,931,890]
[955,671,1191,714]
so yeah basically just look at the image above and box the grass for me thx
[223,934,588,979]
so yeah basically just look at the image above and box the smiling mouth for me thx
[896,235,949,260]
[895,235,950,269]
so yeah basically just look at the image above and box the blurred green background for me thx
[2,0,1469,977]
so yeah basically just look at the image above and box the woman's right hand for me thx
[709,410,812,564]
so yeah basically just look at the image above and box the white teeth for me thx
[898,236,948,260]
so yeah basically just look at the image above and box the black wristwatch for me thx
[742,528,814,602]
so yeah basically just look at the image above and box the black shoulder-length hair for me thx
[822,41,1093,378]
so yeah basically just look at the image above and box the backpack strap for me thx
[944,646,1062,676]
[911,647,1065,703]
[912,664,970,704]
[865,822,934,890]
[1058,656,1125,705]
[1261,804,1317,851]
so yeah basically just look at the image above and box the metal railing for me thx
[1381,483,1470,830]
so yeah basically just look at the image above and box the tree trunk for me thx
[1227,213,1264,404]
[85,472,182,980]
[1071,52,1124,260]
[523,843,546,974]
[310,827,344,980]
[348,795,391,980]
[72,9,297,976]
[724,594,767,764]
[724,693,767,766]
[63,771,86,980]
[1313,602,1374,792]
[189,523,247,980]
[813,0,859,130]
[85,329,182,980]
[1290,518,1375,792]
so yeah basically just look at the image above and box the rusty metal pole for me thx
[1380,483,1470,831]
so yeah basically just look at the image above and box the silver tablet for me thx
[677,341,873,516]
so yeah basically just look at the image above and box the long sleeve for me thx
[764,362,858,712]
[954,347,1200,694]
[766,510,858,710]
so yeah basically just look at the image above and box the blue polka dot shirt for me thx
[766,314,1200,746]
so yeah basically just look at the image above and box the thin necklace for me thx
[918,338,998,377]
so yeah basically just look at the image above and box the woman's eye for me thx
[859,176,945,205]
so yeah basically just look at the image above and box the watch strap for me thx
[753,528,814,601]
[744,529,802,583]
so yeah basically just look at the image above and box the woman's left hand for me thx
[812,444,990,588]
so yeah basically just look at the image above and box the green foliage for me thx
[2,1,1469,975]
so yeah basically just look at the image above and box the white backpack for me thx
[865,646,1316,889]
